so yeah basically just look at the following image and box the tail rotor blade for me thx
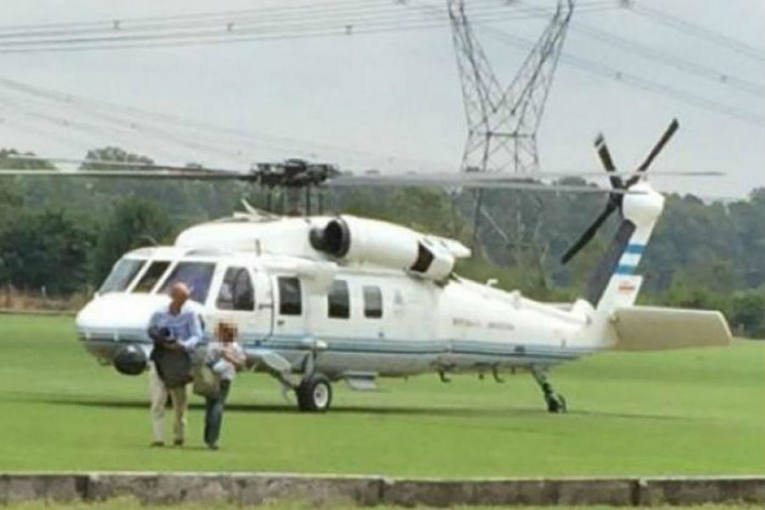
[594,133,623,189]
[561,202,618,264]
[627,118,679,187]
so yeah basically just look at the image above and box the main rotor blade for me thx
[561,202,619,264]
[6,154,721,178]
[594,133,623,189]
[2,167,719,195]
[326,174,643,195]
[627,118,680,187]
[0,168,252,180]
[7,154,248,173]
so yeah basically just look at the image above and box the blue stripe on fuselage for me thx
[79,333,591,362]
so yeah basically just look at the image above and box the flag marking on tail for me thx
[614,243,645,275]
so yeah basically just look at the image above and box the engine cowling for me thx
[309,216,460,281]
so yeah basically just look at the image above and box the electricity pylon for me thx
[448,0,574,175]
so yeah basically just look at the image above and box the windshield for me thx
[158,262,216,304]
[133,261,171,293]
[99,258,146,294]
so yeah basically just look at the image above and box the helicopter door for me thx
[213,266,272,344]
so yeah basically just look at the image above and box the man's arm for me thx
[179,311,204,352]
[147,311,165,345]
[147,311,161,329]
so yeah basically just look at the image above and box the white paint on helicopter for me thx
[75,180,731,413]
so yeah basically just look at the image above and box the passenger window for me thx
[278,276,302,315]
[328,280,350,319]
[363,286,383,318]
[158,262,216,304]
[217,267,254,311]
[133,261,170,293]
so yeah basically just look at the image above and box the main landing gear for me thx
[530,366,567,414]
[295,373,333,412]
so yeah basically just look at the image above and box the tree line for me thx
[1,146,764,337]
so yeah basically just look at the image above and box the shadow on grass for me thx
[1,392,692,422]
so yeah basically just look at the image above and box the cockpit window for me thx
[216,267,254,311]
[158,262,216,304]
[133,261,170,294]
[99,258,146,294]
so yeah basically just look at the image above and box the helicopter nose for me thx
[76,292,170,342]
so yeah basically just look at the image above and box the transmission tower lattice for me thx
[448,0,574,175]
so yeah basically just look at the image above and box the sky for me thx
[0,0,762,198]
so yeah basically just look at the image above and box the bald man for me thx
[147,282,204,447]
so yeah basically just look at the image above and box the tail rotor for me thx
[560,118,679,265]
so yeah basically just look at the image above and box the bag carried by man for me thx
[192,362,220,398]
[148,325,193,389]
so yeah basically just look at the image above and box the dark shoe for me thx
[150,441,164,448]
[173,439,184,447]
[206,442,219,450]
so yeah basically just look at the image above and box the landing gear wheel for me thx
[530,366,567,414]
[296,373,332,412]
[546,393,567,414]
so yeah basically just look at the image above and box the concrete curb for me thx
[0,473,763,506]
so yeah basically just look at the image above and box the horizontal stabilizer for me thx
[610,306,732,351]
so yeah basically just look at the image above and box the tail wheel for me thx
[296,373,332,412]
[546,393,567,414]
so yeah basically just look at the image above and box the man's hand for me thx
[222,348,245,369]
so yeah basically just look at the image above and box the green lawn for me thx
[0,314,763,477]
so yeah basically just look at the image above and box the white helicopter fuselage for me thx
[78,227,592,379]
[75,183,731,411]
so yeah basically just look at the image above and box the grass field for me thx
[0,314,763,477]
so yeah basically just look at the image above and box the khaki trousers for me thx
[148,362,188,443]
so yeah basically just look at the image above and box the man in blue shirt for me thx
[147,282,203,447]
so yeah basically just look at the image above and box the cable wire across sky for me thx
[0,0,762,181]
[0,0,759,118]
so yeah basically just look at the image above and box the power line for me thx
[2,1,759,137]
[0,1,434,41]
[404,0,765,126]
[0,102,212,164]
[0,0,613,37]
[0,90,253,163]
[0,0,392,33]
[0,1,617,53]
[481,26,765,126]
[505,2,765,98]
[570,21,765,98]
[628,3,765,63]
[5,1,757,106]
[0,76,456,171]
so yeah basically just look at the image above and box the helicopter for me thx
[0,119,731,412]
